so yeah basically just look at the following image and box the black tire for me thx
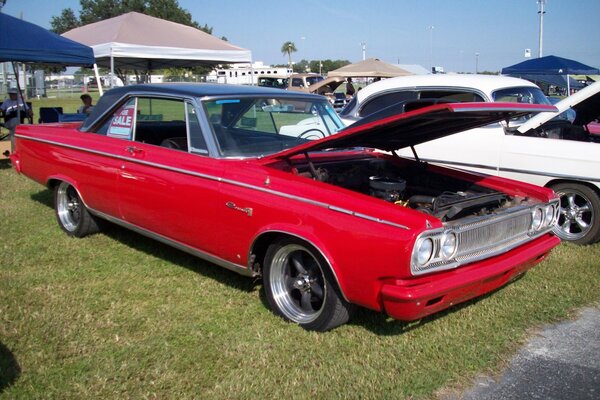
[551,182,600,245]
[263,238,353,331]
[54,181,100,238]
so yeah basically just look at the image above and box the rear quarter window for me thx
[359,91,417,117]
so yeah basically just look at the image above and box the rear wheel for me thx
[54,181,100,237]
[551,183,600,245]
[263,238,353,331]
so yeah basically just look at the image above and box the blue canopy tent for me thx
[502,55,600,94]
[0,12,95,66]
[510,74,584,92]
[0,12,101,98]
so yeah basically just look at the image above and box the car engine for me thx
[294,156,529,222]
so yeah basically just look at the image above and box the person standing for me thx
[345,77,356,98]
[78,94,94,115]
[0,88,32,151]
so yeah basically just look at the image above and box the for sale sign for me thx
[108,104,136,139]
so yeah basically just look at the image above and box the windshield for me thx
[203,97,344,157]
[492,86,551,124]
[547,96,576,122]
[492,86,550,105]
[306,76,324,86]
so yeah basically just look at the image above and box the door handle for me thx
[226,201,253,217]
[126,146,143,155]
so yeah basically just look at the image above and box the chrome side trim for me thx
[88,208,255,277]
[249,230,350,302]
[412,156,600,184]
[17,135,410,230]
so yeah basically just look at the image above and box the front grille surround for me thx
[410,200,559,275]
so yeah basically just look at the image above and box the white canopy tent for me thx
[328,58,413,78]
[63,12,252,89]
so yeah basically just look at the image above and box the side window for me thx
[291,78,304,87]
[132,98,188,151]
[103,98,137,139]
[418,90,484,102]
[186,102,208,155]
[359,91,417,118]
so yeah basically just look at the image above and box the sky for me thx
[3,0,600,73]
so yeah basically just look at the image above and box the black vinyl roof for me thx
[80,83,323,131]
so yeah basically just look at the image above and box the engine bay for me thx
[290,155,530,222]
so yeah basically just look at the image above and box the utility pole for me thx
[537,0,546,58]
[360,42,366,61]
[427,26,435,71]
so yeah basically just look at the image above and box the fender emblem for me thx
[226,201,253,217]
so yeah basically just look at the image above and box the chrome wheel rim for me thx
[554,190,594,241]
[269,244,326,324]
[56,182,81,232]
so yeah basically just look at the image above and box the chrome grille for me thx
[410,200,559,276]
[455,211,532,257]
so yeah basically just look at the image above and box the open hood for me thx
[307,76,346,94]
[266,102,556,160]
[518,81,600,134]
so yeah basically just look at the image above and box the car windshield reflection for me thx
[203,97,344,157]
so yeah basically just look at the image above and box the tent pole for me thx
[93,64,104,96]
[110,51,115,88]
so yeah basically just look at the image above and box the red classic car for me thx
[11,84,560,331]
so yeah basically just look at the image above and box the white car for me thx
[341,75,600,245]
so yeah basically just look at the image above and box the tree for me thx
[274,59,351,75]
[50,8,80,33]
[280,41,297,70]
[51,0,212,34]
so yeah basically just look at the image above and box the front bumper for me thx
[380,233,560,321]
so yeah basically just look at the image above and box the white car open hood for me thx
[517,81,600,134]
[265,102,556,161]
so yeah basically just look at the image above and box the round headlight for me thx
[416,238,434,266]
[531,208,543,231]
[440,232,457,259]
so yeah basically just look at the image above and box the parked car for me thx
[256,75,288,89]
[332,92,348,112]
[587,121,600,136]
[285,73,346,96]
[11,83,560,331]
[342,75,600,245]
[258,73,347,112]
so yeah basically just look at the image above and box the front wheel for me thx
[263,238,353,331]
[54,181,100,237]
[551,183,600,245]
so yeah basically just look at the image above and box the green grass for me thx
[0,164,599,399]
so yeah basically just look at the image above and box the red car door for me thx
[106,97,227,259]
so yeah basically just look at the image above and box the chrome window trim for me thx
[16,134,410,231]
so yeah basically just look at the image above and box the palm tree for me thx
[281,41,297,71]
